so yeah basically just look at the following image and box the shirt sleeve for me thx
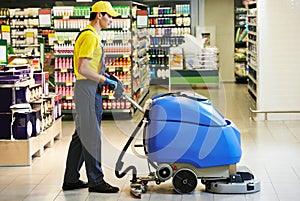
[77,32,98,59]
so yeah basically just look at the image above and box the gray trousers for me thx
[63,80,104,186]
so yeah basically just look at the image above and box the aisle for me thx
[0,83,300,201]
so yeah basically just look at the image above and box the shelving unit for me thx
[131,26,150,105]
[9,8,40,55]
[130,3,151,107]
[170,46,220,88]
[0,118,62,166]
[51,2,149,116]
[247,2,257,109]
[0,64,62,166]
[149,35,185,85]
[234,8,248,84]
[52,6,90,114]
[0,7,63,166]
[146,2,191,85]
[101,5,133,113]
[98,2,150,114]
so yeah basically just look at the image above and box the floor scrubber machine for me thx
[110,76,261,198]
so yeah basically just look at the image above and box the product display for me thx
[247,2,257,105]
[0,113,12,139]
[2,2,192,114]
[8,8,40,55]
[51,4,150,115]
[0,59,62,141]
[11,110,33,140]
[168,34,219,87]
[0,62,62,163]
[0,2,192,115]
[147,3,191,85]
[131,26,150,105]
[234,8,248,83]
[184,47,219,70]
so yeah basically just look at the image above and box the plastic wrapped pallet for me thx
[180,34,219,70]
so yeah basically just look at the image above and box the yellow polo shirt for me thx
[73,25,103,80]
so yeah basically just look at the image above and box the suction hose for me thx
[115,115,146,182]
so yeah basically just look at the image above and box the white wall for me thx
[257,0,300,120]
[204,0,235,82]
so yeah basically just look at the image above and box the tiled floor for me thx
[1,83,300,201]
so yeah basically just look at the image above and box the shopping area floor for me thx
[1,83,300,201]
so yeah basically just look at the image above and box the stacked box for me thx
[33,72,49,96]
[11,111,33,139]
[0,113,12,139]
[54,94,62,120]
[184,47,219,70]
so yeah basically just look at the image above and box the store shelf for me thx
[149,32,187,84]
[234,7,248,83]
[247,3,258,103]
[170,69,219,86]
[0,118,62,166]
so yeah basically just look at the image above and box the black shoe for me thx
[89,181,119,193]
[62,180,88,191]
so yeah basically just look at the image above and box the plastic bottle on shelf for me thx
[126,100,131,109]
[116,100,121,109]
[61,58,65,68]
[65,86,70,96]
[55,85,59,94]
[57,72,61,82]
[72,101,75,110]
[107,100,112,110]
[103,100,107,110]
[111,100,116,110]
[63,101,67,110]
[55,58,58,69]
[67,101,72,110]
[61,86,65,96]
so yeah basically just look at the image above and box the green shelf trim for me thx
[170,76,219,85]
[62,110,74,114]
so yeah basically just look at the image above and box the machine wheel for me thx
[172,168,198,194]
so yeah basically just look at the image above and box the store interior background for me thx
[1,0,300,121]
[0,1,300,200]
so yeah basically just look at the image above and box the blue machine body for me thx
[145,92,242,168]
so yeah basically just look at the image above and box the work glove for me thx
[106,74,125,99]
[104,77,118,91]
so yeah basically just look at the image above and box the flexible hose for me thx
[115,116,146,182]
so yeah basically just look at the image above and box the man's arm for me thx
[77,57,106,83]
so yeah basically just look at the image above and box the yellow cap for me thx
[91,1,120,17]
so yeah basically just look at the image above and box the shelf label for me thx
[66,81,73,86]
[108,94,114,99]
[108,66,115,72]
[123,66,130,72]
[123,53,130,57]
[25,32,34,45]
[62,15,70,20]
[60,68,68,72]
[65,95,73,100]
[48,33,55,45]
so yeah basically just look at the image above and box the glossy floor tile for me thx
[0,83,300,201]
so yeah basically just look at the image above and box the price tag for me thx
[62,15,70,20]
[123,67,130,72]
[61,68,68,72]
[66,81,73,86]
[25,32,34,45]
[66,95,73,100]
[48,33,55,45]
[123,53,130,57]
[108,67,115,72]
